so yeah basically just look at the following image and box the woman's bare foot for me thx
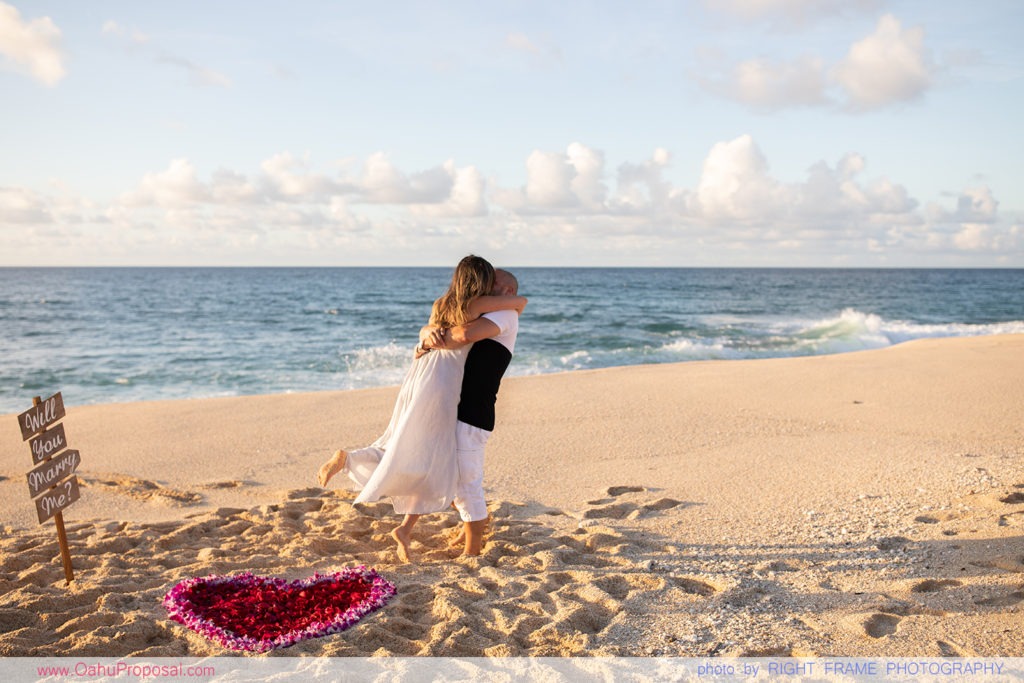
[447,526,466,548]
[317,449,347,487]
[391,526,413,564]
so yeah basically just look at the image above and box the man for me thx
[412,268,521,556]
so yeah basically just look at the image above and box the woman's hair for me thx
[429,255,495,327]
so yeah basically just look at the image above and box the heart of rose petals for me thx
[163,568,396,652]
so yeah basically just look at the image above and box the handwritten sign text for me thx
[27,449,80,498]
[18,392,65,441]
[35,476,80,524]
[29,423,67,465]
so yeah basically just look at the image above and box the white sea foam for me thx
[644,309,1024,363]
[790,308,1024,351]
[339,342,411,388]
[559,350,592,367]
[658,338,733,359]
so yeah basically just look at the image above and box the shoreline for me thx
[1,334,1022,656]
[3,334,1023,530]
[5,329,1024,414]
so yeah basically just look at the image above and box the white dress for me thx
[342,346,467,514]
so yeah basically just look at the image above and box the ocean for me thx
[2,267,1022,414]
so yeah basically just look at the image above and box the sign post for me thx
[17,392,78,585]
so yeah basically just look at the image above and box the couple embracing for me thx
[317,255,526,562]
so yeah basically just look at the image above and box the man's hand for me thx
[415,326,448,358]
[425,327,448,349]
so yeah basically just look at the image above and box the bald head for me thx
[494,269,518,295]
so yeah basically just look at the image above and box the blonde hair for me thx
[429,255,495,327]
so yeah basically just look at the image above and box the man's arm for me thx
[449,317,501,345]
[419,316,502,354]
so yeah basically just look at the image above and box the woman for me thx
[317,255,526,522]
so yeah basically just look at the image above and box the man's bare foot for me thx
[391,526,413,564]
[462,516,490,556]
[317,449,347,487]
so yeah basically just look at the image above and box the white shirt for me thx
[481,309,519,354]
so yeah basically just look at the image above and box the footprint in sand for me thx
[876,536,912,551]
[937,640,975,657]
[970,556,1024,573]
[607,485,645,497]
[973,588,1024,607]
[200,480,247,490]
[586,486,646,506]
[841,612,902,638]
[0,487,727,657]
[80,474,201,505]
[911,579,962,593]
[914,510,963,524]
[644,498,685,512]
[862,613,901,638]
[999,511,1024,527]
[583,497,685,520]
[672,576,719,597]
[583,503,636,520]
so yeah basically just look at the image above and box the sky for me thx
[1,0,1022,267]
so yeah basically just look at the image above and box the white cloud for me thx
[911,185,1017,255]
[0,186,51,223]
[947,218,1018,254]
[688,134,790,221]
[831,14,933,110]
[614,148,676,213]
[703,0,877,26]
[156,54,231,88]
[506,31,541,55]
[261,152,345,200]
[0,2,65,85]
[953,224,992,251]
[209,168,259,204]
[497,143,609,213]
[702,55,829,110]
[567,143,607,211]
[954,186,998,223]
[102,17,229,88]
[128,159,208,207]
[102,20,149,44]
[328,197,372,232]
[524,150,576,208]
[411,161,487,218]
[359,153,453,204]
[8,143,1020,266]
[697,13,936,112]
[505,31,561,62]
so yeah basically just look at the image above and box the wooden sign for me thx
[29,423,67,465]
[27,449,80,498]
[34,476,81,524]
[17,392,77,584]
[17,392,65,441]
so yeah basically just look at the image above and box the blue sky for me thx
[2,0,1022,266]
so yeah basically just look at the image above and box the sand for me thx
[1,334,1022,657]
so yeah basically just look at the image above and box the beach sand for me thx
[1,334,1022,657]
